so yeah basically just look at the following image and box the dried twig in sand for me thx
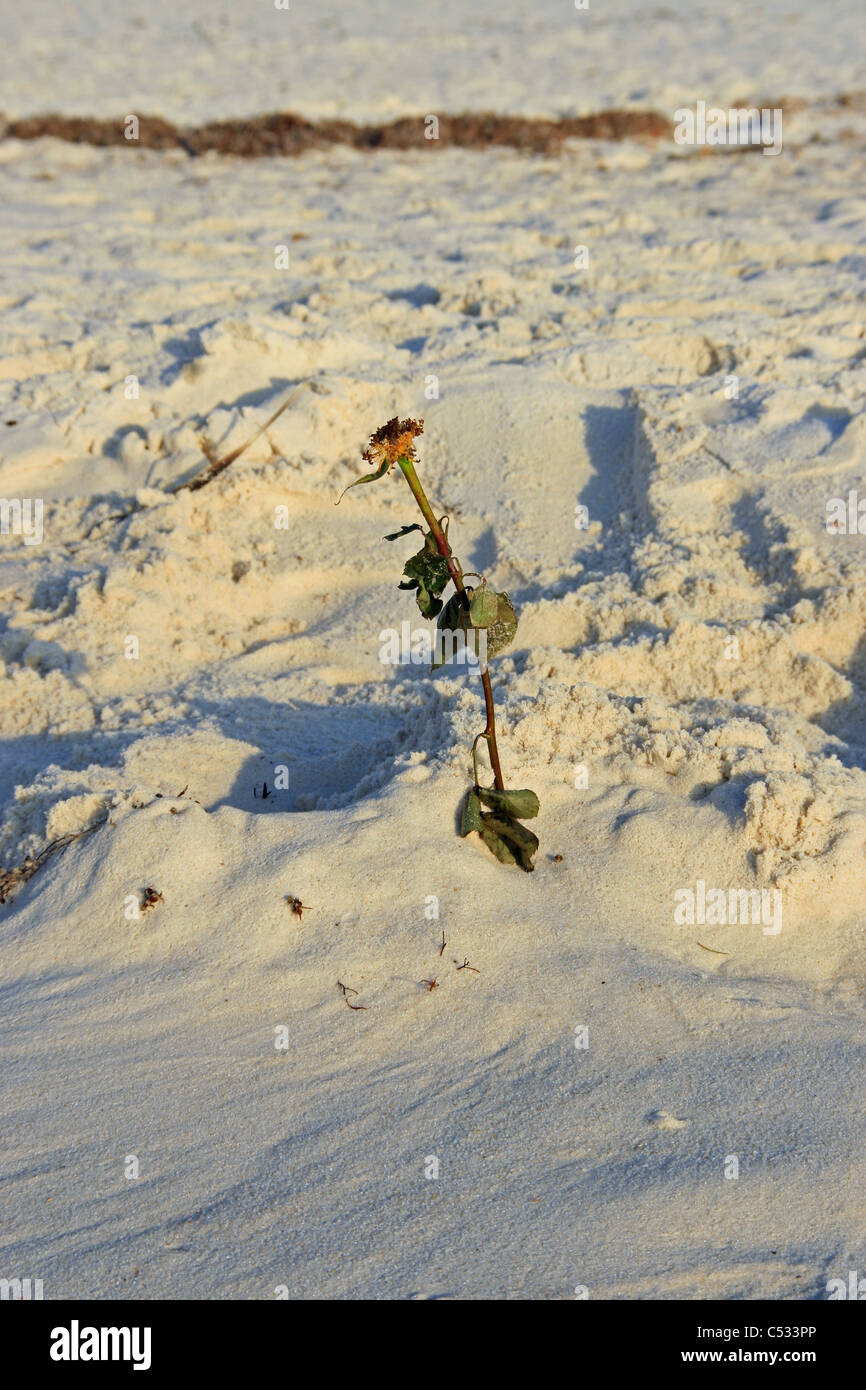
[76,380,313,543]
[170,380,312,494]
[0,816,109,906]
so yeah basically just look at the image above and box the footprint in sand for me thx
[647,1109,690,1131]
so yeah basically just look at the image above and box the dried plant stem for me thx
[74,381,314,548]
[397,455,505,791]
[171,380,312,495]
[0,815,108,906]
[480,670,505,790]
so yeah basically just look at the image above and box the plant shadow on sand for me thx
[817,630,866,771]
[195,691,426,815]
[462,399,637,614]
[580,402,634,540]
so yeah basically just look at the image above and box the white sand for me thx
[1,0,864,123]
[1,2,865,1299]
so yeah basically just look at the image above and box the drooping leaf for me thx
[477,811,539,872]
[433,587,519,669]
[476,787,540,820]
[401,578,442,618]
[431,590,474,669]
[477,816,519,866]
[439,586,475,631]
[469,586,499,628]
[335,456,391,504]
[437,590,472,634]
[460,789,483,836]
[485,592,518,660]
[399,537,452,618]
[484,813,539,855]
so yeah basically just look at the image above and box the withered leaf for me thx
[431,590,473,668]
[335,456,391,503]
[477,811,539,872]
[485,592,518,660]
[469,586,499,628]
[384,523,424,542]
[460,789,483,836]
[434,587,518,667]
[476,787,540,820]
[399,535,452,618]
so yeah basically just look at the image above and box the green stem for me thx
[397,456,505,791]
[396,457,464,593]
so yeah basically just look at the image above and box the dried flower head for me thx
[362,416,424,470]
[336,417,425,505]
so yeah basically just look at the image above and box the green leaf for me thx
[485,592,518,660]
[398,576,442,618]
[484,814,539,855]
[399,540,452,618]
[433,588,518,668]
[401,549,451,590]
[335,457,391,504]
[460,789,483,836]
[431,591,474,669]
[477,817,519,866]
[469,587,499,628]
[477,812,539,872]
[476,787,540,820]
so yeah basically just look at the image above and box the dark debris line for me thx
[1,109,671,157]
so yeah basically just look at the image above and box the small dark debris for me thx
[337,980,368,1010]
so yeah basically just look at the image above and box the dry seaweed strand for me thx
[3,109,672,157]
